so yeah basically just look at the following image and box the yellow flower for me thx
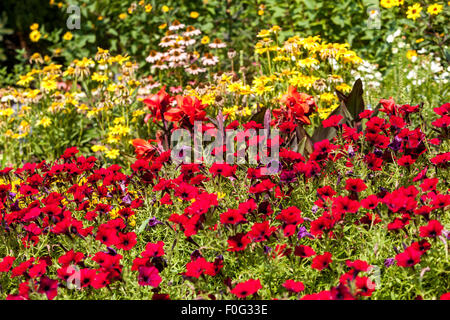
[336,83,351,93]
[201,36,210,44]
[258,10,264,15]
[145,4,152,12]
[63,31,73,41]
[320,92,338,105]
[406,50,417,60]
[159,23,167,29]
[415,38,424,43]
[41,75,58,92]
[119,13,128,20]
[162,5,169,12]
[257,29,271,38]
[190,11,199,19]
[270,25,281,33]
[380,0,398,9]
[37,117,52,128]
[298,57,319,68]
[0,108,14,117]
[128,216,136,227]
[406,3,423,20]
[223,106,238,120]
[105,149,120,159]
[92,145,107,152]
[29,30,41,42]
[91,72,109,82]
[30,23,39,31]
[17,74,34,86]
[427,3,443,15]
[217,192,226,200]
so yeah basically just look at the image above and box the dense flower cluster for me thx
[1,94,448,299]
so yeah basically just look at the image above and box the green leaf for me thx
[137,217,151,234]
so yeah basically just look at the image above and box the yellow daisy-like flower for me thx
[92,145,108,152]
[63,31,73,41]
[37,117,52,128]
[270,25,281,33]
[257,29,271,38]
[335,83,351,93]
[29,30,41,42]
[145,4,152,12]
[427,3,443,15]
[30,23,39,31]
[17,74,35,87]
[162,5,169,13]
[0,108,14,117]
[380,0,396,9]
[159,23,167,29]
[320,92,338,105]
[91,72,109,82]
[406,3,423,21]
[105,149,120,159]
[119,13,128,20]
[190,11,199,19]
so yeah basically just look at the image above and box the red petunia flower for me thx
[220,209,246,225]
[209,163,237,178]
[38,276,58,300]
[0,256,15,273]
[248,221,277,242]
[419,220,444,238]
[311,252,332,271]
[138,266,162,287]
[283,280,305,293]
[116,232,137,251]
[227,233,251,252]
[142,241,165,258]
[395,247,421,267]
[322,115,343,128]
[345,178,367,193]
[294,245,316,258]
[231,279,262,298]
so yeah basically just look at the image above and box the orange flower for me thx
[164,95,207,127]
[132,139,159,160]
[276,86,317,125]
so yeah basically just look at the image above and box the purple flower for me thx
[384,258,395,268]
[105,247,118,256]
[297,226,313,240]
[148,217,162,227]
[388,136,402,152]
[348,145,355,158]
[122,194,132,205]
